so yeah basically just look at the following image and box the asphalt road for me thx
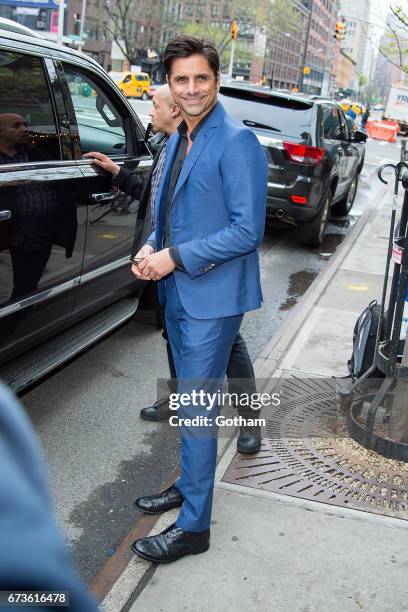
[22,132,401,585]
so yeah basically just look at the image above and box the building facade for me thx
[66,0,111,69]
[263,0,310,91]
[338,0,370,91]
[301,0,339,95]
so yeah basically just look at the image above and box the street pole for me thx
[57,0,65,45]
[228,39,235,78]
[77,0,87,53]
[269,66,274,90]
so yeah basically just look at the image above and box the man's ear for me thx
[171,105,181,118]
[216,71,221,92]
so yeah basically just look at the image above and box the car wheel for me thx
[331,175,358,216]
[141,91,149,101]
[296,191,332,247]
[357,153,365,174]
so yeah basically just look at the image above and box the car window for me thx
[0,51,60,165]
[218,86,314,140]
[323,108,343,140]
[63,65,127,155]
[339,111,350,139]
[123,74,131,83]
[137,75,145,81]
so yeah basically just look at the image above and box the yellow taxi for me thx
[116,72,151,100]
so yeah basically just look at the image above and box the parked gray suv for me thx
[218,85,367,247]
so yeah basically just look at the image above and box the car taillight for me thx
[291,195,308,205]
[283,141,325,165]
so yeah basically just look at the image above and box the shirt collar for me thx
[177,102,218,142]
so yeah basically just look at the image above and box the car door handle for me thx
[89,191,117,203]
[0,210,11,221]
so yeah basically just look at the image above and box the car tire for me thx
[331,175,358,217]
[141,92,149,101]
[296,190,332,247]
[357,153,365,174]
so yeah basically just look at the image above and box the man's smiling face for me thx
[168,54,220,122]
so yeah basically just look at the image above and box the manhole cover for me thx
[222,377,408,519]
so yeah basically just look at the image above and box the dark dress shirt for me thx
[163,104,217,270]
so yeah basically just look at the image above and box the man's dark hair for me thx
[163,35,219,77]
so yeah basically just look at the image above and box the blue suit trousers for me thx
[164,274,243,532]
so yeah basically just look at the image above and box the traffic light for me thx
[303,66,311,75]
[334,20,346,43]
[230,20,238,40]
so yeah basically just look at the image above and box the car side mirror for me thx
[353,129,367,143]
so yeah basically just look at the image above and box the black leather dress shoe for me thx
[140,395,172,422]
[134,484,183,514]
[237,410,262,454]
[132,523,210,563]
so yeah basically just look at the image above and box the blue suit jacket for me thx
[148,102,268,319]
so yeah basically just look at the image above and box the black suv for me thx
[0,20,152,391]
[218,85,367,246]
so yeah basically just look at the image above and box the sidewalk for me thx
[103,182,408,612]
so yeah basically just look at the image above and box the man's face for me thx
[0,114,28,147]
[168,54,219,121]
[149,91,175,134]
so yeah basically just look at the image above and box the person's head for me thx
[0,113,28,149]
[163,35,220,122]
[149,84,181,135]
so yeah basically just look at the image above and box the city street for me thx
[21,134,401,586]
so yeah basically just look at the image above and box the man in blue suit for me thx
[131,36,268,563]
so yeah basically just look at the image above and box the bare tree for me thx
[103,0,176,66]
[101,0,301,69]
[378,5,408,73]
[180,0,301,72]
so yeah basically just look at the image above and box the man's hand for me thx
[138,249,175,281]
[131,244,155,280]
[83,151,120,177]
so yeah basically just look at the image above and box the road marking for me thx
[347,283,368,291]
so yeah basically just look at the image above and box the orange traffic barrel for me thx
[367,121,398,143]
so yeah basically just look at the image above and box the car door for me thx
[322,106,349,198]
[0,49,86,366]
[57,60,152,316]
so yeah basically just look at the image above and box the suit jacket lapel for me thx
[172,130,210,203]
[154,133,179,241]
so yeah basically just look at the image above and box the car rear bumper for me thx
[265,176,324,225]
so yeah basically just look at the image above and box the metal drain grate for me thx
[222,377,408,519]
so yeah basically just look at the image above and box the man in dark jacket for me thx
[85,85,261,454]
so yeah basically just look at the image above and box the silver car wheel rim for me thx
[319,197,330,242]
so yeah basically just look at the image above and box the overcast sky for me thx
[368,0,397,43]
